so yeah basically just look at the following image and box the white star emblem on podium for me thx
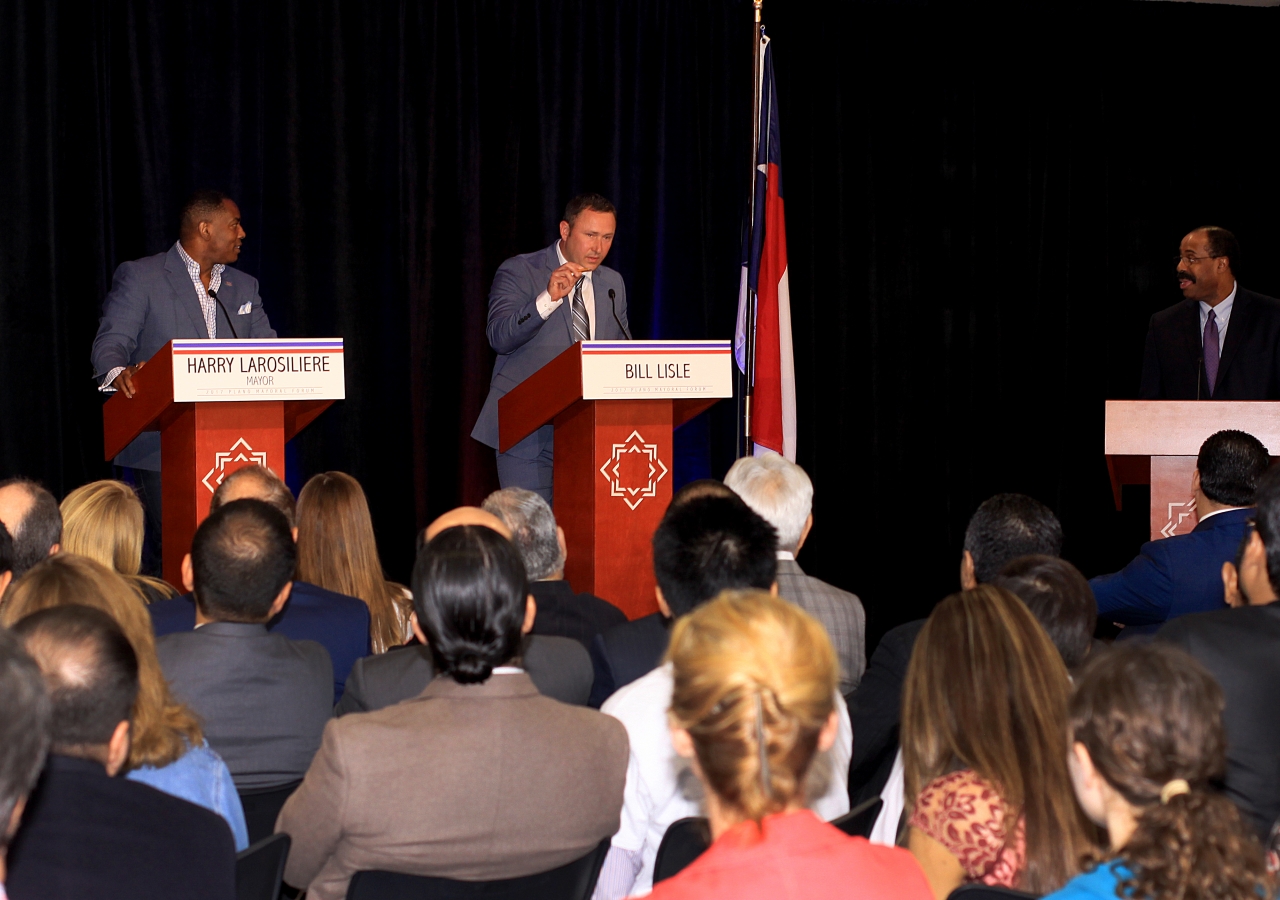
[599,430,669,510]
[202,438,268,494]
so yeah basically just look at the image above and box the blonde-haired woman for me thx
[295,471,411,653]
[902,584,1098,898]
[59,480,176,602]
[2,554,248,849]
[646,589,931,900]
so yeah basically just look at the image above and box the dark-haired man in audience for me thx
[994,555,1097,671]
[335,506,594,713]
[0,522,14,604]
[7,606,234,899]
[1092,430,1267,631]
[847,493,1062,806]
[156,500,332,795]
[482,488,626,648]
[0,480,61,581]
[0,628,49,896]
[149,464,370,702]
[592,494,852,900]
[1159,464,1280,839]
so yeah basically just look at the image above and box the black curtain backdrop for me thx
[3,0,1277,647]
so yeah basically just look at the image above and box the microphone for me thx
[208,288,239,339]
[610,288,632,340]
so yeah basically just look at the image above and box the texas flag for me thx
[735,34,795,461]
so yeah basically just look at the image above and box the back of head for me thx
[903,584,1089,894]
[652,494,778,617]
[963,493,1063,584]
[13,605,138,756]
[1071,643,1269,899]
[0,627,50,844]
[411,525,528,683]
[192,499,296,622]
[1198,225,1242,276]
[992,555,1096,670]
[59,480,146,576]
[482,488,563,580]
[210,465,297,528]
[1197,430,1270,508]
[723,453,813,553]
[180,188,230,240]
[0,478,62,578]
[668,479,736,509]
[667,590,836,823]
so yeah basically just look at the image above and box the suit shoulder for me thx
[114,251,170,276]
[1149,298,1196,329]
[799,572,861,602]
[293,581,370,617]
[496,245,555,275]
[220,264,258,287]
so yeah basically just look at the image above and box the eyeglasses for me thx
[1176,255,1221,266]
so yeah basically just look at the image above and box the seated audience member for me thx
[0,479,61,580]
[848,493,1063,802]
[296,471,413,653]
[724,453,866,693]
[278,525,628,900]
[595,495,852,900]
[1044,643,1272,900]
[58,480,176,603]
[993,555,1097,671]
[589,480,742,704]
[645,590,930,900]
[1093,430,1268,627]
[0,628,50,896]
[335,506,593,712]
[482,488,627,647]
[1220,528,1269,609]
[156,499,332,790]
[0,522,14,603]
[1158,465,1280,838]
[903,585,1095,898]
[148,464,369,702]
[1,555,248,849]
[6,605,235,900]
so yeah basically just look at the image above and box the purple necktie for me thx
[1204,309,1220,397]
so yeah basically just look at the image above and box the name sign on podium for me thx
[579,340,733,400]
[171,339,346,402]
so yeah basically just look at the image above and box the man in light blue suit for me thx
[471,194,630,504]
[90,190,277,567]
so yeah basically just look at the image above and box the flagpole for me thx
[742,0,763,457]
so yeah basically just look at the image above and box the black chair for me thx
[238,780,303,846]
[237,833,291,900]
[651,816,712,885]
[947,885,1040,900]
[345,837,610,900]
[830,796,883,838]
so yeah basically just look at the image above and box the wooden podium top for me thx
[1105,400,1280,456]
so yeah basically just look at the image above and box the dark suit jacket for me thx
[587,612,671,707]
[333,634,593,715]
[157,621,333,789]
[1091,507,1252,626]
[6,754,235,900]
[471,242,629,456]
[148,581,370,704]
[1140,287,1280,400]
[846,619,926,799]
[1158,602,1280,838]
[530,579,627,648]
[90,243,277,469]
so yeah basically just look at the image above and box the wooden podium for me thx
[499,340,733,619]
[1105,400,1280,540]
[103,338,345,586]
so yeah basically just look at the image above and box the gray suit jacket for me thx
[156,621,332,789]
[90,244,277,469]
[334,634,593,715]
[278,672,629,900]
[776,558,866,694]
[471,242,629,454]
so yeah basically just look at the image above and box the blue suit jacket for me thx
[147,581,370,704]
[471,242,629,454]
[1091,507,1253,626]
[90,243,277,469]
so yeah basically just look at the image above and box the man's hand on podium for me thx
[547,261,586,302]
[111,361,146,398]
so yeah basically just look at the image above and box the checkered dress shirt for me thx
[174,240,224,339]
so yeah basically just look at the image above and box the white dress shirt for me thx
[534,241,595,338]
[1199,280,1237,356]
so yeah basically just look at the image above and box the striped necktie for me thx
[571,278,590,342]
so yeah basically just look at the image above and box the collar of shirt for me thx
[175,240,226,291]
[1197,505,1246,524]
[1199,280,1237,349]
[776,550,796,560]
[491,666,525,674]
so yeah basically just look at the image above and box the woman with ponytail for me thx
[646,589,932,900]
[1045,642,1272,900]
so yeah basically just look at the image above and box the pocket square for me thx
[237,302,252,315]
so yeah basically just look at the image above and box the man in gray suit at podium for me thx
[472,194,630,504]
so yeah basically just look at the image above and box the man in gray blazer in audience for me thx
[725,453,866,692]
[157,499,332,789]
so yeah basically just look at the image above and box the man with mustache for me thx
[472,194,631,505]
[1140,226,1280,399]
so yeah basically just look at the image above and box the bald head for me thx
[424,507,511,542]
[0,479,62,577]
[210,466,296,529]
